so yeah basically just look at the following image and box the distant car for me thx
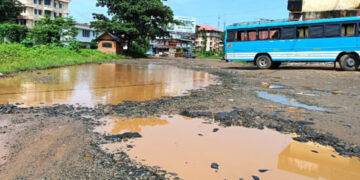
[184,52,196,59]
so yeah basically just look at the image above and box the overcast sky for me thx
[69,0,289,30]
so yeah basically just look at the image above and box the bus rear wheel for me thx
[339,54,359,71]
[256,55,273,69]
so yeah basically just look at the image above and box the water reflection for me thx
[278,140,360,180]
[96,115,360,180]
[0,64,216,107]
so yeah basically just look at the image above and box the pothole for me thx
[94,115,360,180]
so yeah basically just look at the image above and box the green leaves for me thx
[0,0,24,23]
[28,16,78,45]
[0,23,27,43]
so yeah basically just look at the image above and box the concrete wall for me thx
[302,0,360,12]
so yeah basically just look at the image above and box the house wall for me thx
[75,25,98,44]
[302,0,360,12]
[98,41,117,54]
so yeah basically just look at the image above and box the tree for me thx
[0,0,24,23]
[91,0,178,55]
[0,23,27,43]
[28,16,78,45]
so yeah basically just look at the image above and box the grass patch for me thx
[197,54,223,60]
[0,44,128,74]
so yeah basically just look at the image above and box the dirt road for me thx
[0,58,359,179]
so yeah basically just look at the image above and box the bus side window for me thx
[342,24,355,37]
[236,31,246,41]
[325,24,340,37]
[270,29,280,40]
[226,30,236,42]
[258,29,269,40]
[247,30,257,41]
[310,25,324,38]
[282,27,296,39]
[296,27,309,38]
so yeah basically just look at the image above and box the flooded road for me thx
[95,115,360,180]
[0,64,217,107]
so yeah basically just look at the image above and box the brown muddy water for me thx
[0,64,217,107]
[95,115,360,180]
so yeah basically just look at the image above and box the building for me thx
[195,25,223,54]
[288,0,360,21]
[150,16,196,58]
[17,0,71,28]
[96,32,123,55]
[74,23,98,48]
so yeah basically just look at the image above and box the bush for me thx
[0,43,127,74]
[128,38,150,58]
[0,23,27,43]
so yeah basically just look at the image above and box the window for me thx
[247,30,257,41]
[34,0,37,4]
[342,24,355,37]
[45,0,51,6]
[59,13,62,17]
[93,31,96,37]
[270,29,280,40]
[297,26,309,38]
[59,4,63,9]
[38,0,42,4]
[310,25,324,38]
[282,27,296,39]
[54,12,57,18]
[258,29,269,40]
[102,42,112,48]
[45,10,51,16]
[54,2,56,8]
[82,30,90,37]
[325,24,340,37]
[19,19,26,26]
[226,30,236,42]
[34,9,37,15]
[237,31,246,41]
[38,10,42,15]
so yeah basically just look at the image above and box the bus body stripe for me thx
[226,51,342,60]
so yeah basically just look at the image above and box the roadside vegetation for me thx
[0,1,126,74]
[0,43,125,74]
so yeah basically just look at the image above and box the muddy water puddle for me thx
[0,64,217,107]
[257,91,326,111]
[95,115,360,180]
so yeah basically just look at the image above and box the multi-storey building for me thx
[17,0,71,28]
[288,0,360,21]
[195,25,223,54]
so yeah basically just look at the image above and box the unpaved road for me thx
[0,58,359,179]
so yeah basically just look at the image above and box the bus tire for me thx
[271,61,281,69]
[256,55,273,69]
[339,54,359,71]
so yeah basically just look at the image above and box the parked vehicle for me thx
[184,52,196,59]
[225,17,360,71]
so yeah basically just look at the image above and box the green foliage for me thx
[0,43,127,74]
[128,38,150,58]
[0,0,24,23]
[92,0,178,56]
[0,23,27,43]
[28,16,78,45]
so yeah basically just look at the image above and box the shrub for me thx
[0,23,27,43]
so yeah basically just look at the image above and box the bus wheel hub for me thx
[346,58,355,67]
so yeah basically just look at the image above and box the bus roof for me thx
[226,17,360,30]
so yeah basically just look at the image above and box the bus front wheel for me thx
[256,55,273,69]
[339,54,359,71]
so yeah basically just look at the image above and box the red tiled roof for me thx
[196,25,222,32]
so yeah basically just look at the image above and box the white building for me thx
[17,0,71,28]
[74,23,98,48]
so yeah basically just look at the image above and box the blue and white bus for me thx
[225,17,360,71]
